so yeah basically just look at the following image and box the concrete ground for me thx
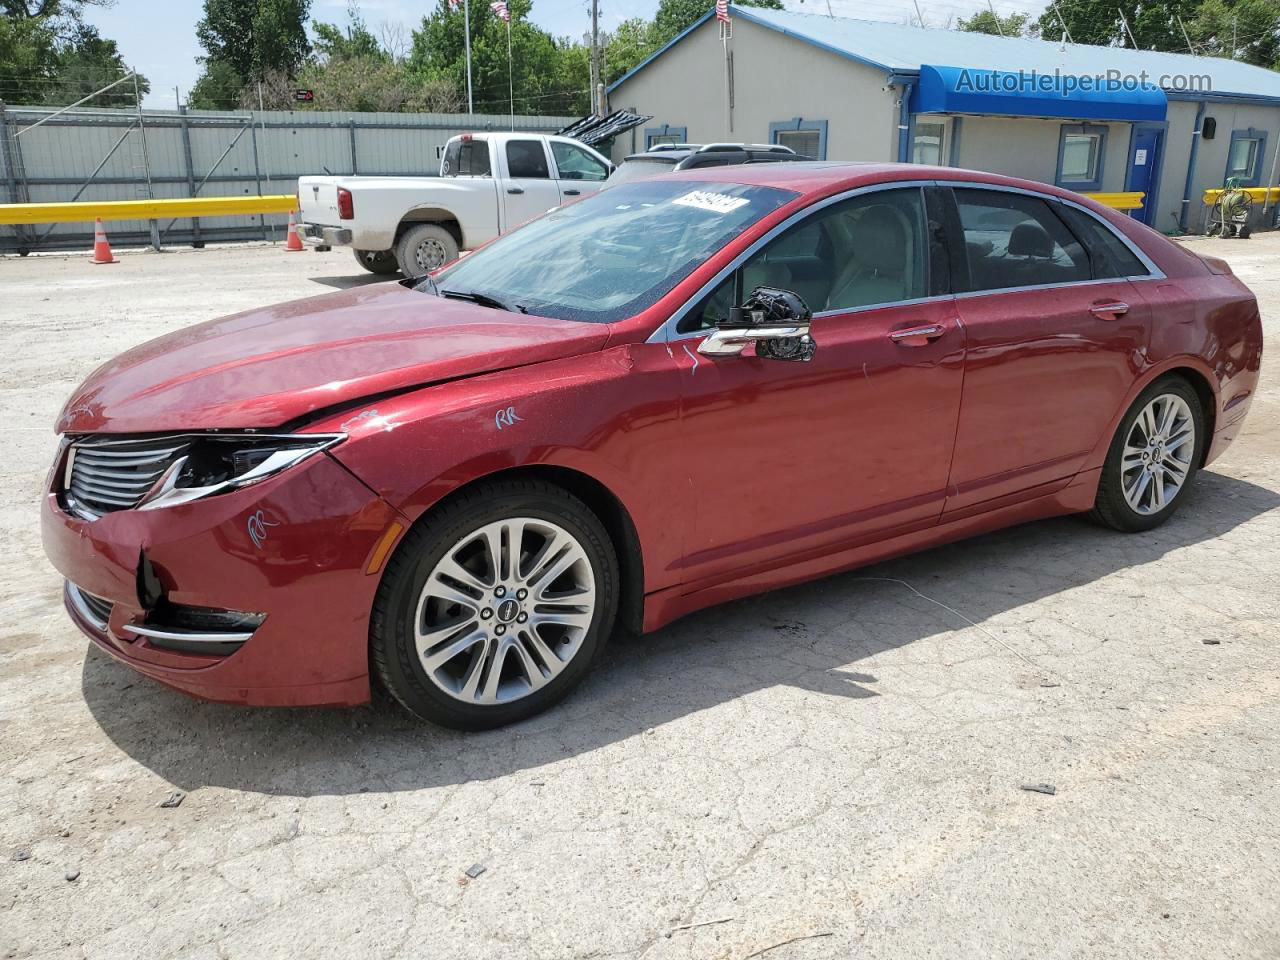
[2,234,1278,960]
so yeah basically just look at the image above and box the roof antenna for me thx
[912,0,927,27]
[1178,14,1197,53]
[1118,7,1139,48]
[1052,1,1073,43]
[987,0,1006,37]
[826,0,835,17]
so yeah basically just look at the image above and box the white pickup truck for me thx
[296,132,613,277]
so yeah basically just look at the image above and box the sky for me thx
[84,0,1031,109]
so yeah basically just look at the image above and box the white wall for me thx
[952,115,1131,192]
[609,16,900,162]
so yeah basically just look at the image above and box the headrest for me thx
[850,205,906,273]
[1008,222,1053,258]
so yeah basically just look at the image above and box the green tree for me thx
[313,2,385,62]
[195,0,312,83]
[1,0,146,106]
[603,17,657,84]
[651,0,782,45]
[1035,0,1200,51]
[187,58,243,109]
[955,10,1033,37]
[408,0,589,115]
[1188,0,1280,67]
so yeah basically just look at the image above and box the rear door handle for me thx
[563,188,581,196]
[506,186,525,195]
[1090,301,1130,319]
[889,324,945,345]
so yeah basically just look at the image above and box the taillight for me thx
[337,187,354,220]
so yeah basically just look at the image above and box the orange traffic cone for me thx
[285,211,304,252]
[90,218,117,265]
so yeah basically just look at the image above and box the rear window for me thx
[607,157,680,184]
[506,140,550,179]
[441,140,491,177]
[954,189,1090,292]
[1056,203,1150,279]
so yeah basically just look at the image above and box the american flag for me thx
[715,0,730,23]
[491,0,509,21]
[448,0,460,7]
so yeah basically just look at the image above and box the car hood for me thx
[57,284,611,434]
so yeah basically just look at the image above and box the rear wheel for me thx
[371,480,618,729]
[1091,377,1205,532]
[394,223,459,279]
[353,248,399,274]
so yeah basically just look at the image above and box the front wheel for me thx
[353,248,400,274]
[371,480,619,729]
[1091,377,1206,532]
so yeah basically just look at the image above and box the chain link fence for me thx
[0,104,577,254]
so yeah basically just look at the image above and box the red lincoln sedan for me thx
[43,163,1262,729]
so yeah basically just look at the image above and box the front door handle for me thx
[1090,301,1130,319]
[506,186,525,195]
[889,324,945,345]
[563,188,581,196]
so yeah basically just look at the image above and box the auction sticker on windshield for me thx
[672,191,751,214]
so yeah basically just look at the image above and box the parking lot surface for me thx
[3,237,1279,960]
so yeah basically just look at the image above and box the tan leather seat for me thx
[826,204,911,310]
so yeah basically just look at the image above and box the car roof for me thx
[643,161,1103,206]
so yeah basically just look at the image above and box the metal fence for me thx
[0,104,577,254]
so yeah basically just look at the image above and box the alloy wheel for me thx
[1121,392,1196,516]
[413,517,596,704]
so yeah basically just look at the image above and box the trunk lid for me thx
[297,176,344,226]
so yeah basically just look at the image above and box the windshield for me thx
[432,179,796,323]
[606,156,681,184]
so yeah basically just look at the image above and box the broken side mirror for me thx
[698,285,817,361]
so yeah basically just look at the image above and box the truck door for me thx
[499,139,561,232]
[549,139,611,203]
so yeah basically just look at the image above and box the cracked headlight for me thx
[138,433,344,510]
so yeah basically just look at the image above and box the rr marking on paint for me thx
[495,406,523,430]
[247,510,281,549]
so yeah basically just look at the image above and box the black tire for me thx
[353,248,400,274]
[1091,376,1206,532]
[394,223,459,279]
[371,479,619,730]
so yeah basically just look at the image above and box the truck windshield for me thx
[431,179,796,323]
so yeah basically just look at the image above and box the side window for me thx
[954,189,1090,292]
[551,141,609,181]
[675,189,928,333]
[506,140,550,179]
[442,140,491,177]
[1055,203,1150,279]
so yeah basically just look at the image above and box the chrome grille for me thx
[63,437,190,521]
[67,582,113,631]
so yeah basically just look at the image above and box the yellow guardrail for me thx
[0,195,297,226]
[1084,192,1145,211]
[1202,186,1280,206]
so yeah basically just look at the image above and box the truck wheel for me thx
[395,224,459,279]
[353,249,400,274]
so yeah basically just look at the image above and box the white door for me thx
[499,139,561,232]
[549,140,611,202]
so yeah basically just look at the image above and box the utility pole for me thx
[1232,16,1238,59]
[589,0,601,116]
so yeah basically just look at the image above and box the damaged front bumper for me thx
[42,452,403,706]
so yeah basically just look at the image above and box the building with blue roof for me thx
[607,4,1280,232]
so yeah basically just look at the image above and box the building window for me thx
[644,124,687,149]
[769,117,827,159]
[1056,123,1107,192]
[912,121,946,165]
[1225,128,1267,185]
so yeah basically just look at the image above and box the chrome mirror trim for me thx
[698,324,811,357]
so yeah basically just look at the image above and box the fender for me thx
[311,343,686,595]
[1081,353,1220,472]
